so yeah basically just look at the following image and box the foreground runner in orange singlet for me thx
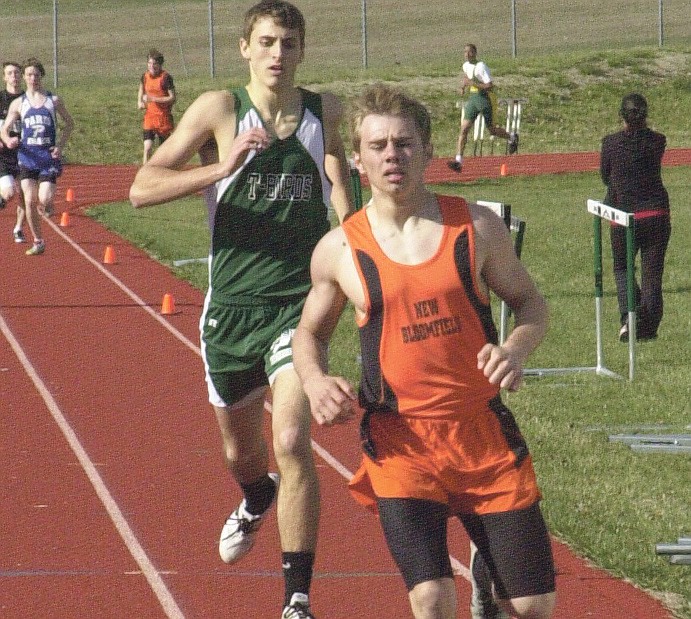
[293,83,556,619]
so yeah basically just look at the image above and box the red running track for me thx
[2,152,687,618]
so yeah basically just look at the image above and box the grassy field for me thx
[8,3,689,614]
[5,0,690,81]
[37,45,690,165]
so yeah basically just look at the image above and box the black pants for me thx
[610,214,671,337]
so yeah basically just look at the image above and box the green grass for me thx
[50,46,690,165]
[20,3,689,614]
[5,0,690,82]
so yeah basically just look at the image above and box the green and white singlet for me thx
[199,87,333,406]
[208,86,331,304]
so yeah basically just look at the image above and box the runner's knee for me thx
[272,419,311,463]
[507,591,556,619]
[408,578,456,618]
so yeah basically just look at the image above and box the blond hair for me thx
[349,83,432,152]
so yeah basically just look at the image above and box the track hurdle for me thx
[459,103,489,156]
[349,160,364,211]
[477,201,526,344]
[457,97,525,156]
[524,199,636,382]
[502,98,526,155]
[608,433,691,454]
[656,537,691,565]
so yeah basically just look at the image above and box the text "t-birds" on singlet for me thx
[209,87,332,304]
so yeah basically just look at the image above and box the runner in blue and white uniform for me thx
[0,57,73,255]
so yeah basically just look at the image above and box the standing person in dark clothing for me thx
[600,93,671,342]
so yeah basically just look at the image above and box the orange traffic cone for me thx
[500,163,508,177]
[65,187,75,202]
[59,211,70,227]
[161,293,177,315]
[103,245,116,264]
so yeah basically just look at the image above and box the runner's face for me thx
[240,17,304,88]
[23,66,43,90]
[147,59,162,76]
[3,65,21,90]
[354,114,431,197]
[464,46,476,63]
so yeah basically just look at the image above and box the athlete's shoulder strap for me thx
[298,87,323,123]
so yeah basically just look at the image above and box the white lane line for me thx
[0,313,185,619]
[44,216,472,583]
[46,218,201,356]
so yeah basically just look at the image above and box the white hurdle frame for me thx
[477,201,526,344]
[460,105,488,156]
[459,98,526,156]
[500,97,526,155]
[524,199,636,382]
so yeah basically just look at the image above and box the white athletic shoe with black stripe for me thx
[470,542,510,619]
[281,593,315,618]
[218,472,279,564]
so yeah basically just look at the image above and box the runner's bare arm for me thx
[294,230,358,425]
[53,97,74,154]
[472,205,548,390]
[322,93,355,223]
[0,99,21,148]
[129,90,269,208]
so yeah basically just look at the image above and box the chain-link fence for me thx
[3,0,690,86]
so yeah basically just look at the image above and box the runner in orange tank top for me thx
[293,83,556,619]
[137,49,176,164]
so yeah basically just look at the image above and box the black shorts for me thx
[0,159,19,178]
[142,129,170,143]
[18,167,58,184]
[378,497,555,597]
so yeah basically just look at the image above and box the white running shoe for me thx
[281,593,315,619]
[470,542,510,619]
[218,472,279,564]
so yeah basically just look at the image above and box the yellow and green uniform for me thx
[462,60,498,127]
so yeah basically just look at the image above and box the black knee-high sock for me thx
[240,474,276,515]
[282,551,315,606]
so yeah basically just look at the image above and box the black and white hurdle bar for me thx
[524,199,636,381]
[656,537,691,565]
[476,201,526,345]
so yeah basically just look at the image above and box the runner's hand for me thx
[477,343,524,392]
[303,374,358,426]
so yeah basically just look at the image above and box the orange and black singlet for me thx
[342,195,500,419]
[141,70,174,133]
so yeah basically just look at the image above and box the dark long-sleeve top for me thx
[600,127,670,214]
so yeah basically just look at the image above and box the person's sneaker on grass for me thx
[470,542,510,619]
[25,240,45,256]
[508,133,519,155]
[13,229,26,243]
[447,159,462,173]
[281,593,315,619]
[219,472,279,564]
